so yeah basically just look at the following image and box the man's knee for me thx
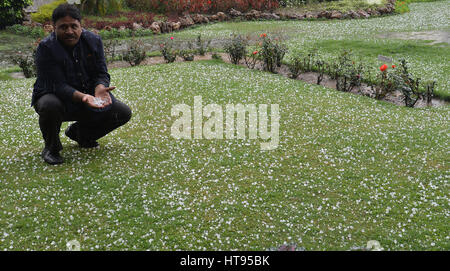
[34,94,65,116]
[114,101,132,126]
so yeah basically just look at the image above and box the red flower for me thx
[392,65,396,68]
[380,64,388,72]
[170,37,174,40]
[260,33,267,38]
[253,50,258,55]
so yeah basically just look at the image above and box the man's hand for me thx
[94,84,115,107]
[82,94,107,109]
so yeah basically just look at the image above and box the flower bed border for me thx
[22,1,397,37]
[132,0,396,35]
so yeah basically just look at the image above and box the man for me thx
[32,4,131,165]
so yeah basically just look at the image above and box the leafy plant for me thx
[6,24,46,39]
[394,59,421,107]
[224,35,247,65]
[259,34,287,73]
[9,39,39,78]
[244,50,260,69]
[31,0,67,24]
[0,0,33,29]
[424,80,436,106]
[79,0,122,16]
[160,37,178,63]
[103,39,120,63]
[211,52,222,60]
[179,49,195,61]
[332,50,362,92]
[316,60,326,85]
[125,0,279,13]
[394,1,410,14]
[196,34,211,56]
[122,39,147,66]
[287,48,317,78]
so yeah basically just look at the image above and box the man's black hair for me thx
[52,4,82,24]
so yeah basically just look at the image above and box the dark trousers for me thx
[34,94,132,153]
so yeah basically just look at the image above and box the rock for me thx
[342,12,352,19]
[294,13,306,20]
[377,7,388,14]
[245,9,262,20]
[276,12,287,20]
[192,14,209,24]
[330,11,342,19]
[43,24,54,33]
[216,12,228,21]
[171,21,181,31]
[261,12,280,20]
[350,11,360,19]
[318,11,330,19]
[119,25,126,31]
[386,3,395,12]
[150,22,161,34]
[132,22,143,30]
[229,8,243,17]
[357,10,370,18]
[160,21,172,33]
[103,25,112,31]
[366,8,380,16]
[179,15,195,28]
[305,12,316,19]
[210,14,219,21]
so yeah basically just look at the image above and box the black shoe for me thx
[65,125,99,148]
[41,148,64,165]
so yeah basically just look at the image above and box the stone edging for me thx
[147,0,396,35]
[23,1,397,34]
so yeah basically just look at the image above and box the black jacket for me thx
[32,29,110,109]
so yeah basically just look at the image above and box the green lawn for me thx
[0,1,449,251]
[0,60,448,250]
[170,1,450,99]
[2,1,449,99]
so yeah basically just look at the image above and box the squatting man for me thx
[32,4,132,164]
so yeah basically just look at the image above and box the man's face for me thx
[54,15,82,48]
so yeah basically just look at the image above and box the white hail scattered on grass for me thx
[0,2,449,250]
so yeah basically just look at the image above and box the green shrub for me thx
[0,0,33,29]
[394,1,410,14]
[160,38,178,63]
[31,0,67,24]
[224,35,247,65]
[81,0,122,16]
[259,34,287,73]
[99,28,135,40]
[10,44,38,78]
[6,24,46,39]
[122,39,147,66]
[179,49,195,61]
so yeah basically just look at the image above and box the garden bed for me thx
[84,52,450,108]
[18,0,396,40]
